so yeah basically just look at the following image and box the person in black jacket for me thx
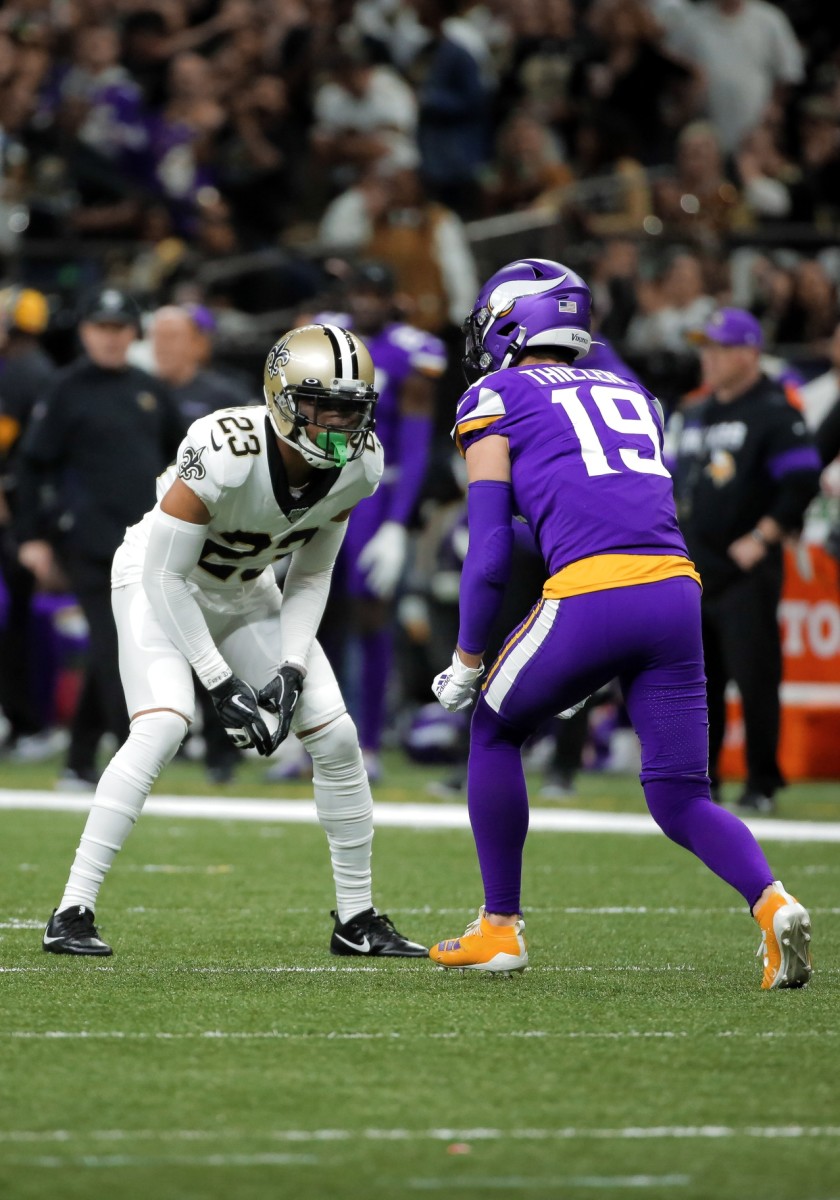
[671,308,822,814]
[16,287,185,789]
[0,287,60,759]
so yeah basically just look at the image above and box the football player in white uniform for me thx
[42,324,427,959]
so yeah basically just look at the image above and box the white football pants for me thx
[59,579,373,923]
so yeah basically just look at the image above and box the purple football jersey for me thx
[316,313,445,462]
[454,363,690,576]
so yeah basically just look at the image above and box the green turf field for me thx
[1,757,838,1200]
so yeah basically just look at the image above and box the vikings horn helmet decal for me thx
[263,324,378,468]
[462,258,592,382]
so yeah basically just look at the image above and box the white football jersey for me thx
[113,406,383,592]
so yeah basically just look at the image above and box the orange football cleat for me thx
[754,881,812,990]
[429,907,528,975]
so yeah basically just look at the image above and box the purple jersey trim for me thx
[767,446,823,479]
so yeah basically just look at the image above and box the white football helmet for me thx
[263,324,377,469]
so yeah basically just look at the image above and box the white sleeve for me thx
[277,519,348,672]
[317,190,371,250]
[432,213,480,325]
[142,508,232,690]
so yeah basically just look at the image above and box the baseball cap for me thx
[182,302,217,334]
[0,286,49,335]
[686,307,764,349]
[80,286,142,328]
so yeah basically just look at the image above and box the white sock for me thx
[302,714,373,923]
[59,711,188,913]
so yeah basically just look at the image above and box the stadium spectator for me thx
[672,307,822,814]
[214,73,303,243]
[148,304,253,423]
[735,122,806,224]
[479,109,573,217]
[575,0,701,167]
[0,286,63,760]
[403,0,494,218]
[310,37,418,191]
[653,121,751,239]
[801,319,840,429]
[334,262,445,779]
[771,258,838,351]
[427,258,813,990]
[15,287,185,790]
[318,161,478,333]
[40,323,427,961]
[556,112,652,237]
[147,302,256,783]
[625,251,716,353]
[499,0,580,130]
[664,0,805,154]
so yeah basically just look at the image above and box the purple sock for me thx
[644,779,773,909]
[467,702,529,914]
[359,627,394,753]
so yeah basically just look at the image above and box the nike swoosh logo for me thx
[334,932,371,953]
[231,695,252,713]
[43,933,66,944]
[210,431,222,451]
[487,272,566,317]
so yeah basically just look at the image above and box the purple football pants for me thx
[467,577,774,914]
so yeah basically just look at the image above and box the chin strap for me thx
[500,325,526,370]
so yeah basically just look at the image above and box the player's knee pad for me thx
[301,713,364,782]
[105,710,189,798]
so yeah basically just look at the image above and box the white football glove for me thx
[357,521,408,600]
[557,697,589,720]
[432,651,484,713]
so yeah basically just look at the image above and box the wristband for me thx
[750,528,769,547]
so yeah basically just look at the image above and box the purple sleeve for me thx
[457,480,514,656]
[387,413,433,525]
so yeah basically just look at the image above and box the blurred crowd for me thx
[0,1,837,341]
[2,0,840,786]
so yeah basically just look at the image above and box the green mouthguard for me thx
[315,431,349,466]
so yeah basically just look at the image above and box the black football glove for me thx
[258,664,304,750]
[208,675,273,756]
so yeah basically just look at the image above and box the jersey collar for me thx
[264,415,341,517]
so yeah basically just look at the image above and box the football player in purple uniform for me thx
[428,259,812,989]
[309,263,447,780]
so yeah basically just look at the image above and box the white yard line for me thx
[1,1126,839,1145]
[6,1153,317,1168]
[408,1176,692,1191]
[2,790,840,842]
[0,1029,834,1042]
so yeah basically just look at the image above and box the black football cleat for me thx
[43,905,113,956]
[330,908,428,958]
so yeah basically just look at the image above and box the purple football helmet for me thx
[462,258,592,381]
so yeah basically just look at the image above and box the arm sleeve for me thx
[142,508,232,690]
[277,519,348,671]
[457,480,514,656]
[386,412,433,525]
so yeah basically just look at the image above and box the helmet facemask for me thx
[264,325,378,469]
